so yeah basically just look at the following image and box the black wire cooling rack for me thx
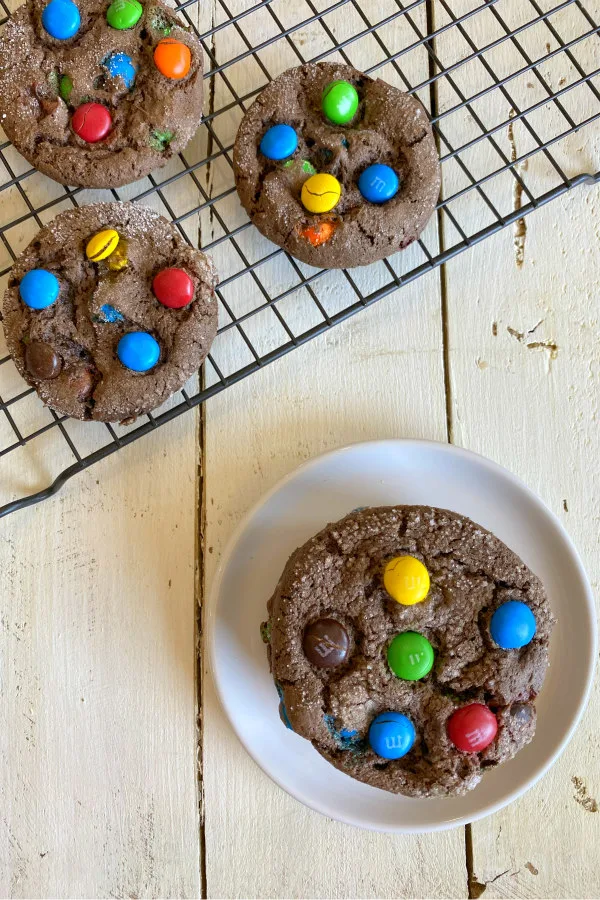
[0,0,599,517]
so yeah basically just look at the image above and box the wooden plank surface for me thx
[201,272,472,899]
[1,0,599,895]
[436,2,600,896]
[0,1,207,891]
[201,1,469,896]
[0,423,202,899]
[447,160,600,900]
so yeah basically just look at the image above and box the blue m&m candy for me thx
[19,269,60,309]
[368,711,415,760]
[104,52,136,89]
[42,0,80,39]
[490,601,536,650]
[358,163,399,204]
[117,332,160,372]
[259,124,298,161]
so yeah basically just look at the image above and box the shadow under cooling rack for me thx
[0,0,599,517]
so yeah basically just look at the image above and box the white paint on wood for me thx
[0,424,202,898]
[438,1,600,893]
[1,0,599,894]
[200,9,469,893]
[447,184,600,900]
[0,0,207,891]
[202,272,471,898]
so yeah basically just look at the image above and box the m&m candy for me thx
[19,269,60,309]
[298,219,337,247]
[383,555,430,606]
[86,229,119,262]
[153,267,194,309]
[368,712,416,760]
[447,704,498,752]
[59,74,73,101]
[107,242,129,271]
[301,173,341,214]
[104,52,136,89]
[283,159,316,176]
[510,702,533,724]
[72,103,112,142]
[25,342,62,379]
[279,701,293,730]
[303,618,349,668]
[259,124,298,161]
[42,0,80,39]
[154,39,191,79]
[117,332,160,372]
[490,601,536,650]
[106,0,143,30]
[387,631,434,680]
[99,304,124,323]
[358,164,399,204]
[69,367,94,400]
[322,79,359,125]
[149,128,174,151]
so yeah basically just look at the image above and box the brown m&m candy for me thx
[510,702,533,724]
[25,341,62,379]
[67,367,94,400]
[303,618,349,668]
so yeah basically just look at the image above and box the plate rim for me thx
[207,438,597,833]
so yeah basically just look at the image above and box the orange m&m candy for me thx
[154,38,191,79]
[299,219,337,247]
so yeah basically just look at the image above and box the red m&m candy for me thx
[71,102,112,142]
[153,267,194,309]
[447,703,498,752]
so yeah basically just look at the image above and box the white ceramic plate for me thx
[208,440,596,832]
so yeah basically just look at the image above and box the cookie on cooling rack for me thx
[0,0,203,187]
[1,202,218,422]
[233,62,441,269]
[263,505,554,798]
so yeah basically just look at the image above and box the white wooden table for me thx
[1,0,599,895]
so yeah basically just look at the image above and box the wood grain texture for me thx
[0,422,202,899]
[1,0,599,894]
[201,271,472,900]
[201,2,470,896]
[0,8,207,888]
[447,184,600,900]
[437,1,600,891]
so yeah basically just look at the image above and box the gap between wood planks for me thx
[196,4,218,896]
[424,3,481,896]
[193,1,477,895]
[197,393,208,900]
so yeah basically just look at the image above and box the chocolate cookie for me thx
[1,202,218,422]
[0,0,203,187]
[264,506,554,798]
[233,63,441,269]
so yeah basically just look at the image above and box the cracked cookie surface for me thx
[2,201,218,422]
[0,0,203,187]
[265,505,554,798]
[234,62,441,269]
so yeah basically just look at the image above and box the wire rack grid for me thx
[0,0,599,517]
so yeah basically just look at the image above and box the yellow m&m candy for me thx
[86,229,119,262]
[301,173,341,214]
[383,555,430,606]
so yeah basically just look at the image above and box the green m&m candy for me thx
[107,0,143,29]
[59,74,73,101]
[387,631,434,681]
[322,79,359,125]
